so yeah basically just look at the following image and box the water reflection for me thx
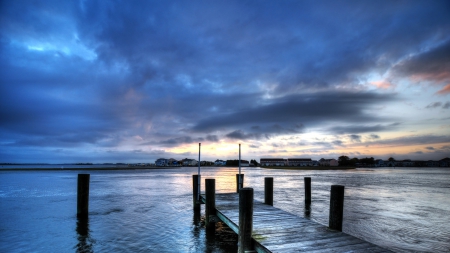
[191,210,202,252]
[3,167,447,252]
[75,217,94,253]
[205,223,216,253]
[191,209,238,252]
[304,203,311,217]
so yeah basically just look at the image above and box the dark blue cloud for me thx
[191,91,397,134]
[1,0,450,162]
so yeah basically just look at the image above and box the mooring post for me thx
[239,187,254,253]
[264,177,273,206]
[236,174,244,193]
[205,179,216,230]
[304,177,311,205]
[192,174,201,212]
[197,143,202,207]
[329,185,345,231]
[77,174,90,218]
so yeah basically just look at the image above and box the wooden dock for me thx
[201,193,391,253]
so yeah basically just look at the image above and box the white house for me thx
[214,159,226,166]
[319,158,338,166]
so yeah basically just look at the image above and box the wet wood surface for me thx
[202,193,392,253]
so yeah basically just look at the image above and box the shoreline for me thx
[261,166,356,170]
[0,165,357,171]
[0,166,183,171]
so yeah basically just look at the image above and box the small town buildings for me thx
[288,158,313,166]
[155,158,180,166]
[426,160,440,167]
[260,158,287,166]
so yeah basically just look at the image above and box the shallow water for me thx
[0,167,449,252]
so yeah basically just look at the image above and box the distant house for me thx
[214,159,226,166]
[155,158,168,166]
[240,160,250,167]
[181,158,197,166]
[319,158,338,166]
[385,161,396,167]
[287,158,313,166]
[439,158,450,167]
[375,159,385,167]
[426,160,440,167]
[401,160,414,167]
[260,158,286,166]
[167,158,179,166]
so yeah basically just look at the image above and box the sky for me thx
[1,0,450,163]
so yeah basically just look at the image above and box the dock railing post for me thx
[236,174,244,193]
[329,185,345,231]
[239,187,254,253]
[304,177,311,205]
[264,177,273,206]
[205,179,216,230]
[77,174,90,218]
[192,175,201,212]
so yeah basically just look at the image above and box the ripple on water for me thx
[1,167,449,253]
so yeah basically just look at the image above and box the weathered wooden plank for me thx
[256,230,349,245]
[264,235,366,250]
[266,242,372,253]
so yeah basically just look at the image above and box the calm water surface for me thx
[0,167,449,252]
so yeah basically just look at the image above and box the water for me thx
[0,167,449,252]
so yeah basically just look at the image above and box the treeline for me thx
[338,156,376,166]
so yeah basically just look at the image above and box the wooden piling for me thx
[264,177,273,206]
[304,177,311,205]
[77,174,90,218]
[192,175,201,211]
[239,187,254,253]
[205,179,216,229]
[236,174,244,193]
[329,185,345,231]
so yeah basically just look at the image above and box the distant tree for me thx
[338,156,350,166]
[388,157,395,162]
[350,157,359,166]
[360,157,375,166]
[226,160,239,166]
[250,159,258,166]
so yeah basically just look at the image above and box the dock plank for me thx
[203,193,391,253]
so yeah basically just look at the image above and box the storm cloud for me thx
[1,0,449,162]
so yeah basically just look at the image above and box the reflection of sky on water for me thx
[0,167,449,252]
[75,217,93,253]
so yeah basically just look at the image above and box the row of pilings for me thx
[76,173,345,253]
[192,174,345,253]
